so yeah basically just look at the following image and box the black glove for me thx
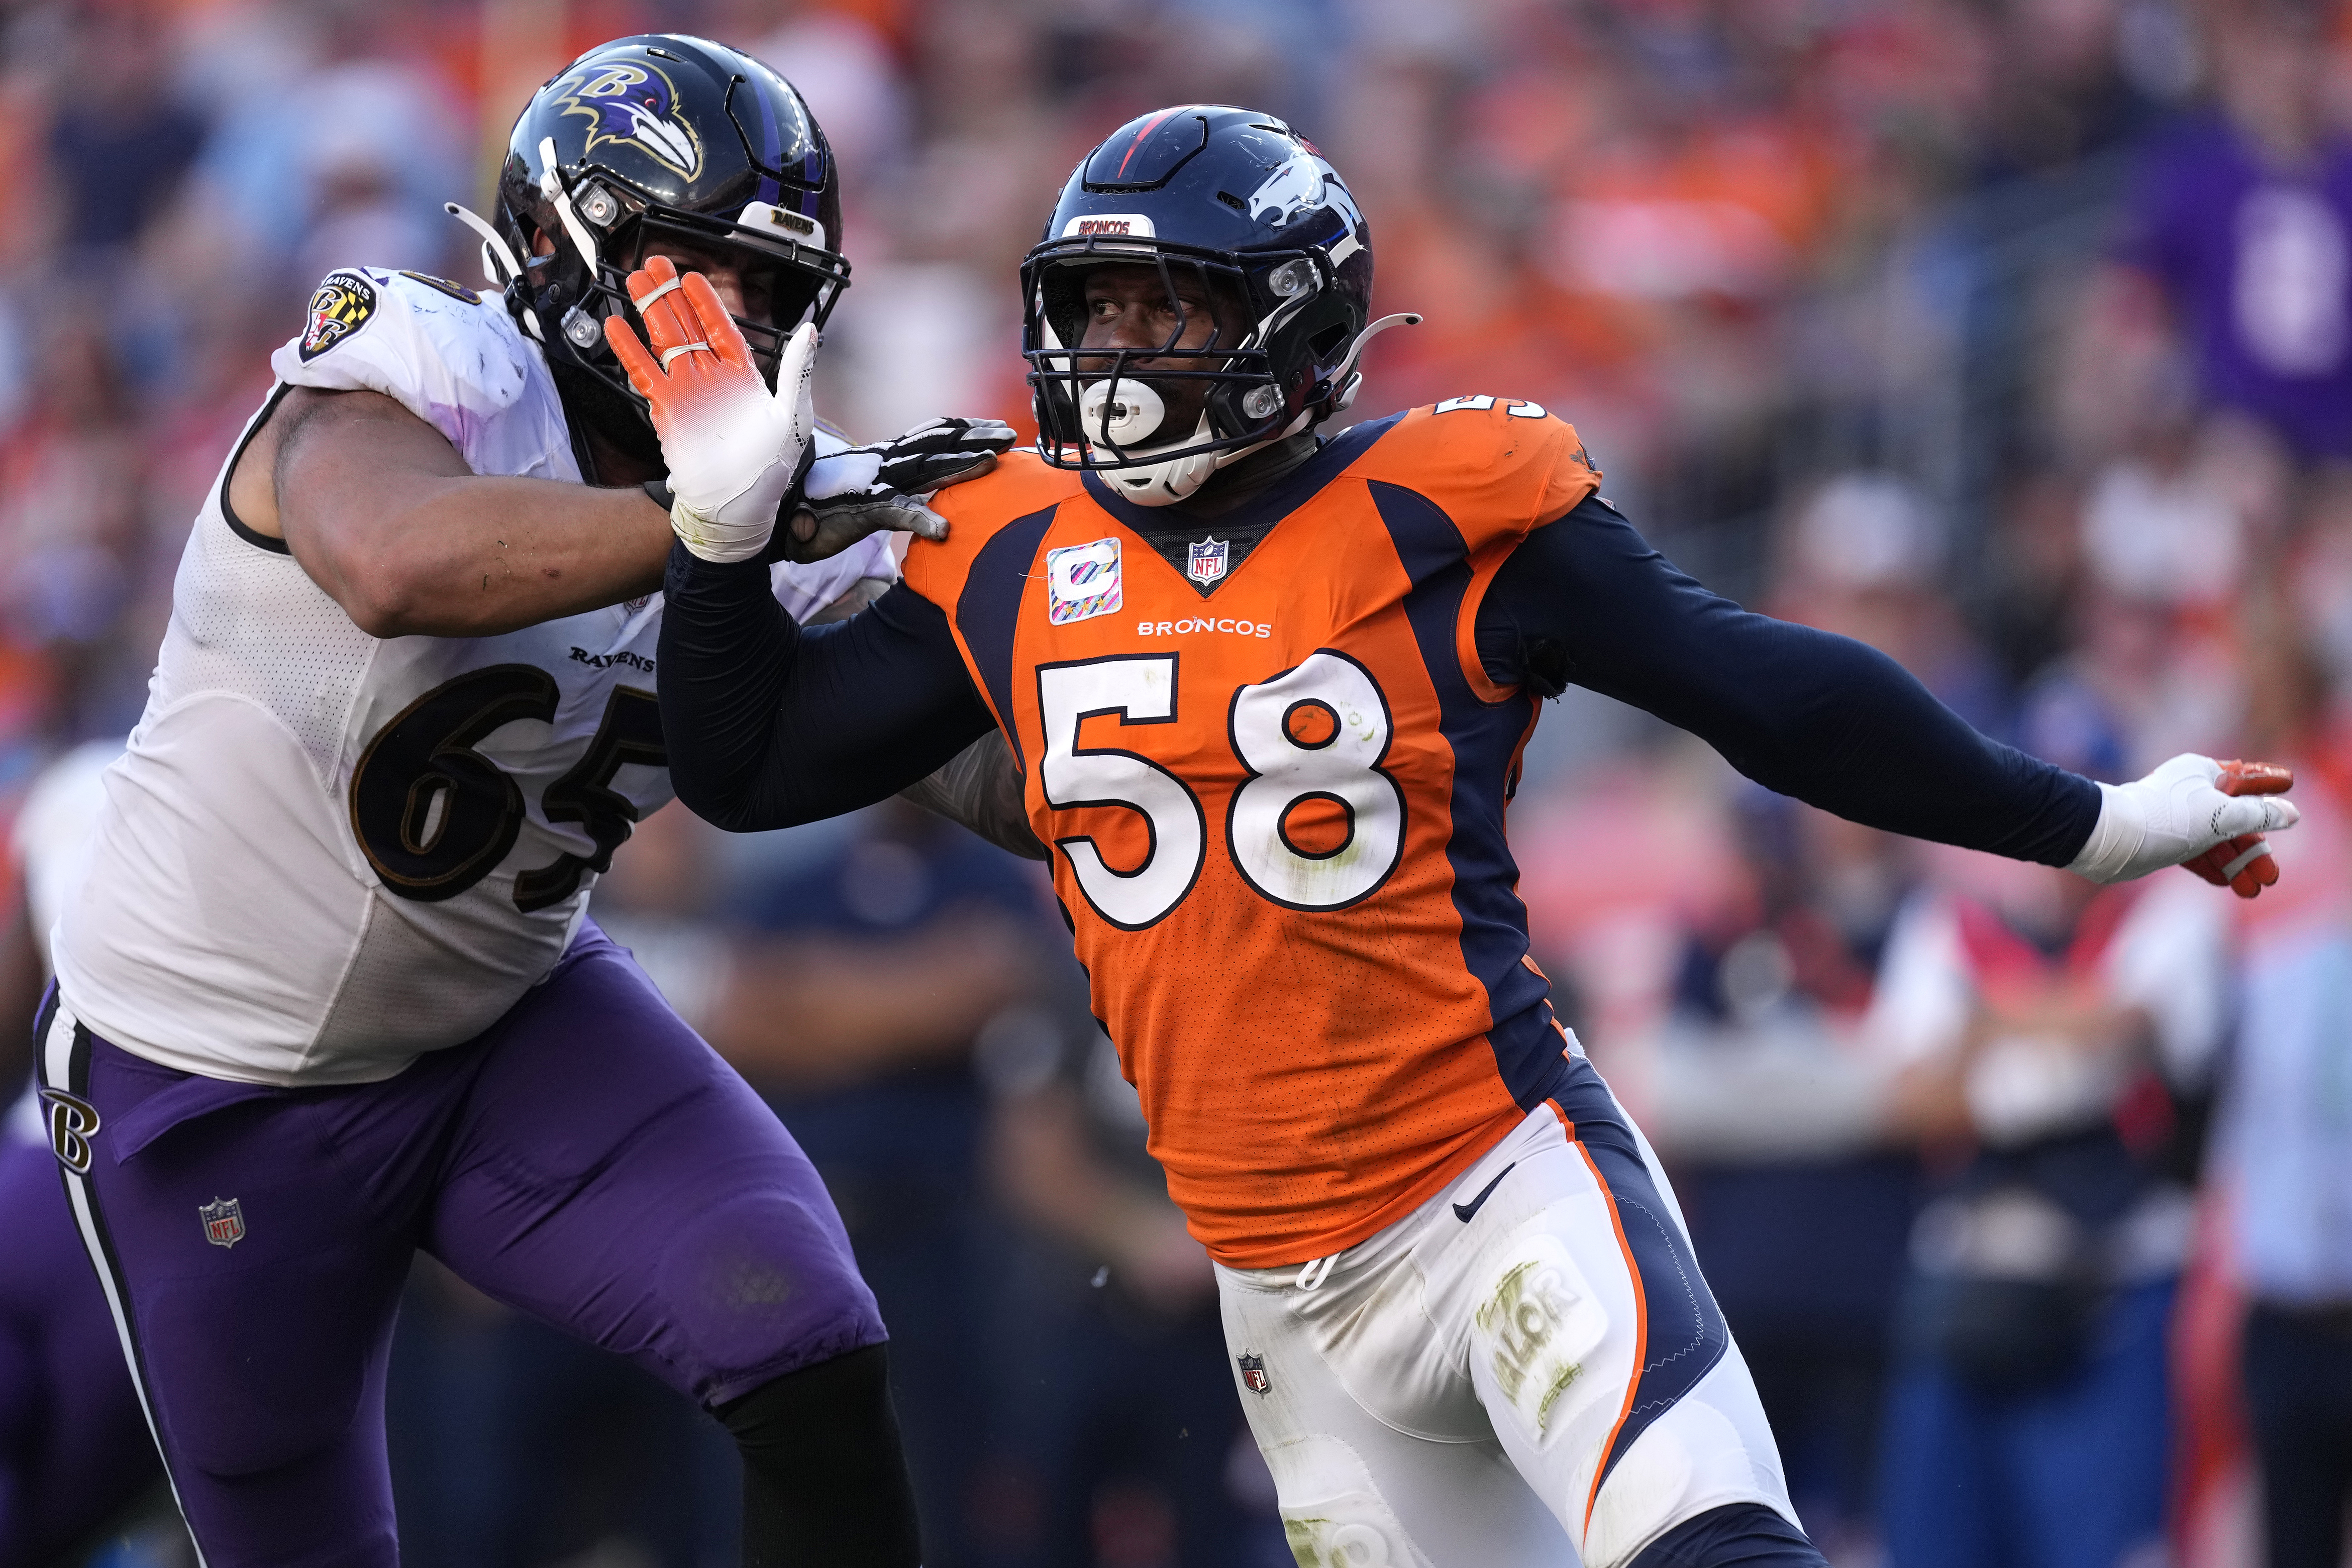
[771,416,1021,565]
[808,416,1021,501]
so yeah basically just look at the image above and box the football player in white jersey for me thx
[35,36,1010,1566]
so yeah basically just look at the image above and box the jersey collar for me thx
[1078,412,1405,539]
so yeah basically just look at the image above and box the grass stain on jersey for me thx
[1537,1358,1584,1433]
[1479,1257,1583,1433]
[1280,1517,1324,1565]
[1265,827,1372,906]
[1281,1514,1400,1567]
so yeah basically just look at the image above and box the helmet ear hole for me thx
[1308,322,1349,360]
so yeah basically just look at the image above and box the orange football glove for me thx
[604,254,816,562]
[604,254,765,404]
[2179,759,2294,899]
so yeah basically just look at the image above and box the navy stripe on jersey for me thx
[1552,1060,1732,1503]
[955,505,1058,767]
[1369,480,1568,1112]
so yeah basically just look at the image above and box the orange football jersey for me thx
[902,400,1601,1267]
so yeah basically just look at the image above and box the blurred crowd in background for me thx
[13,0,2352,1564]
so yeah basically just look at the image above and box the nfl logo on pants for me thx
[199,1197,244,1249]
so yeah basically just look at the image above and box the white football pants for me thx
[1215,1096,1797,1568]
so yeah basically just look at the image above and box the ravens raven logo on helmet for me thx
[552,61,702,181]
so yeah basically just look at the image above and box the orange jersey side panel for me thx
[905,400,1600,1267]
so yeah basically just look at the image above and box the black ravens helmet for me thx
[1022,106,1416,506]
[453,34,849,478]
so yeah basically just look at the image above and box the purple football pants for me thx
[35,925,884,1568]
[0,1135,158,1566]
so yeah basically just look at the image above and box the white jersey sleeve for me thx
[271,267,577,482]
[6,740,123,1146]
[56,267,909,1089]
[268,269,894,614]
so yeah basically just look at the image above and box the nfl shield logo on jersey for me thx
[1187,537,1228,586]
[199,1197,245,1249]
[1237,1352,1271,1395]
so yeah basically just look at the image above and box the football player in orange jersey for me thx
[625,108,2298,1568]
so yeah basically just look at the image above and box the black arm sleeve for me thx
[1475,495,2102,865]
[658,543,998,832]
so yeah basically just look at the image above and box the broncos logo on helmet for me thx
[554,61,701,180]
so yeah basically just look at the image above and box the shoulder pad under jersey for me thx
[1349,398,1602,544]
[269,267,574,481]
[901,449,1082,604]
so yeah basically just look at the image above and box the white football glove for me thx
[2066,753,2299,897]
[603,254,815,563]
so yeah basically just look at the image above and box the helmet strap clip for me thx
[561,307,604,350]
[444,201,525,288]
[1323,312,1421,414]
[443,200,546,341]
[538,136,603,277]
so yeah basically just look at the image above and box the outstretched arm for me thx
[239,387,676,639]
[1480,495,2292,887]
[659,546,998,832]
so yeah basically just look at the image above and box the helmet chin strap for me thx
[445,201,525,287]
[538,137,602,276]
[1099,414,1224,507]
[1100,408,1315,508]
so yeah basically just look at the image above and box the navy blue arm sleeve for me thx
[657,544,997,832]
[1476,495,2101,865]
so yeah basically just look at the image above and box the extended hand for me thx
[2180,759,2297,897]
[768,415,1021,564]
[2067,754,2299,899]
[605,255,813,563]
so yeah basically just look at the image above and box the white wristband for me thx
[669,499,774,564]
[2065,781,2139,884]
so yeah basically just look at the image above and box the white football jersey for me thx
[52,267,891,1088]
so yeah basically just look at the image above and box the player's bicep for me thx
[268,389,470,569]
[1488,496,1885,773]
[1486,497,1768,716]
